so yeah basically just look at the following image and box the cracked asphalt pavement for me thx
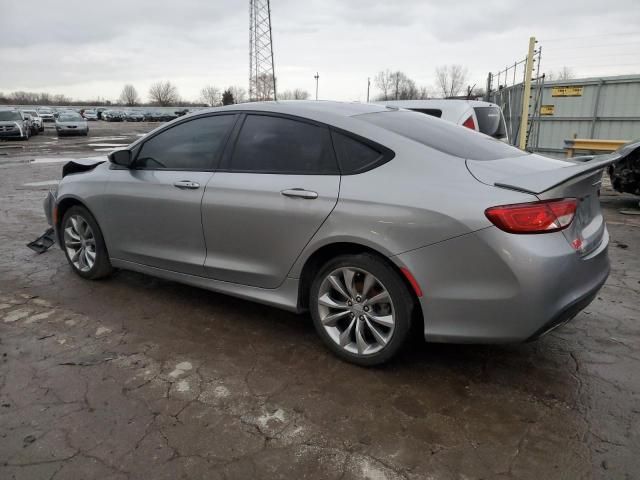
[1,123,639,479]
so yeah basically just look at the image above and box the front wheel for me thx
[310,253,414,366]
[61,205,113,280]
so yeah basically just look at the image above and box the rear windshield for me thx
[409,108,442,118]
[357,110,525,161]
[474,106,507,139]
[0,111,21,121]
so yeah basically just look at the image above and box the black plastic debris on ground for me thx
[27,227,56,254]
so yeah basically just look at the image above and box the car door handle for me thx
[173,180,200,190]
[281,188,318,199]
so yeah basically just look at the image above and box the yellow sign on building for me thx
[551,86,583,97]
[541,105,555,115]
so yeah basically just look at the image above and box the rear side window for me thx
[230,115,338,174]
[331,131,387,174]
[136,114,236,170]
[473,106,507,139]
[409,108,442,118]
[358,110,525,161]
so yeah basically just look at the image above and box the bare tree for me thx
[148,81,180,106]
[200,85,221,106]
[119,84,140,106]
[435,65,469,98]
[374,70,394,100]
[279,88,310,100]
[251,73,275,101]
[547,66,574,81]
[374,70,428,100]
[229,85,248,104]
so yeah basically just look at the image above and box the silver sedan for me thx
[55,112,89,136]
[43,101,635,365]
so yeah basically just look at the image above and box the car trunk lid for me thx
[466,141,640,255]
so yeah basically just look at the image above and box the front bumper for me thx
[395,226,610,343]
[0,130,22,138]
[57,127,88,135]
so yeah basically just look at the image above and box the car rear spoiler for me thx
[495,140,640,194]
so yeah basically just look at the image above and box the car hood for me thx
[0,121,20,126]
[62,156,107,178]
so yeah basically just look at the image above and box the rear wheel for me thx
[61,206,113,280]
[310,253,414,366]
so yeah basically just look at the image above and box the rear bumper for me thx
[394,226,610,343]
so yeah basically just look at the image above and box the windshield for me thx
[59,114,83,122]
[0,111,22,121]
[38,108,52,114]
[357,110,526,161]
[24,111,38,116]
[474,106,507,139]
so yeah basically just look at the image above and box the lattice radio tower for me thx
[249,0,277,101]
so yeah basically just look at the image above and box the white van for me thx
[376,99,509,142]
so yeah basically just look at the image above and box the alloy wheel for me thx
[317,267,395,356]
[64,215,97,272]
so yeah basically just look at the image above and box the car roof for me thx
[194,100,389,124]
[376,99,498,108]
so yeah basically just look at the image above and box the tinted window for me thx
[474,106,506,138]
[358,110,525,161]
[136,115,236,170]
[0,111,22,121]
[230,115,338,174]
[331,131,386,174]
[409,108,442,118]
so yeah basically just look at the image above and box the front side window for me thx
[230,115,338,174]
[135,114,236,170]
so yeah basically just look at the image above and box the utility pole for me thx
[518,36,536,150]
[314,72,319,100]
[366,77,370,102]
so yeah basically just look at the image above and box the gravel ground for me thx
[1,122,639,480]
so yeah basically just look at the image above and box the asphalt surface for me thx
[1,122,639,480]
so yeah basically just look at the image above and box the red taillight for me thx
[462,115,476,130]
[485,198,578,234]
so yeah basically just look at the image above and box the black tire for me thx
[61,205,113,280]
[309,253,415,366]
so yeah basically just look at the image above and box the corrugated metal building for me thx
[490,74,640,156]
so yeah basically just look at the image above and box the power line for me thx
[544,31,640,42]
[543,41,640,51]
[543,62,640,68]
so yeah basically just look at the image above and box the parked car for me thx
[125,111,144,122]
[0,109,31,140]
[37,107,55,123]
[376,99,509,142]
[43,101,633,365]
[143,111,164,122]
[83,110,98,121]
[103,110,125,122]
[22,110,45,132]
[96,107,108,120]
[22,113,39,136]
[55,112,89,136]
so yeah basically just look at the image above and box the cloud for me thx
[1,0,639,102]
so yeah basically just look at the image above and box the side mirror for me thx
[108,149,132,167]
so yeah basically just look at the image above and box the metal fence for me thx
[490,74,640,156]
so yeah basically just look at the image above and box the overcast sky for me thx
[1,0,639,103]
